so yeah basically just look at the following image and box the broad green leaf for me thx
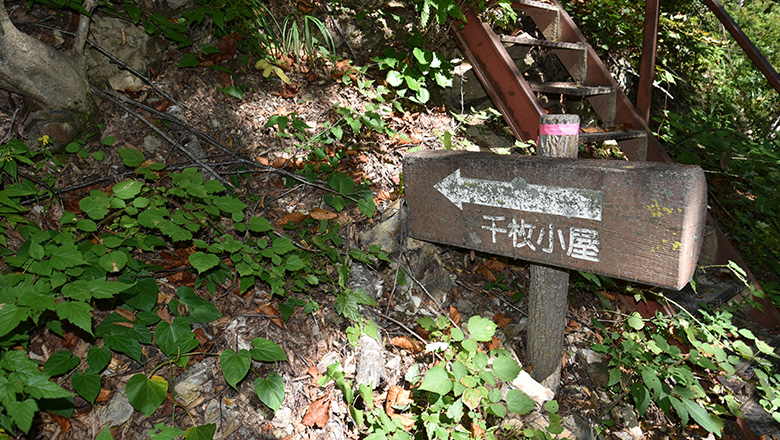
[641,366,663,397]
[149,422,186,440]
[386,70,404,87]
[506,389,535,415]
[118,148,145,167]
[87,345,112,373]
[627,312,644,330]
[79,191,111,219]
[77,219,98,232]
[419,365,452,395]
[24,375,72,400]
[272,236,295,255]
[254,372,284,411]
[285,254,305,271]
[98,251,129,272]
[214,196,248,213]
[72,371,101,404]
[184,423,217,440]
[467,315,497,342]
[176,287,222,323]
[178,53,199,68]
[113,180,143,199]
[358,197,375,218]
[669,395,689,425]
[96,425,114,440]
[155,318,199,360]
[120,276,159,312]
[62,280,133,301]
[327,172,354,194]
[0,304,29,338]
[682,398,723,434]
[49,243,85,269]
[631,382,651,416]
[6,398,37,433]
[248,216,273,232]
[43,351,79,377]
[493,355,521,382]
[608,367,622,387]
[220,349,251,389]
[103,333,143,363]
[55,301,93,335]
[189,251,220,273]
[250,338,287,362]
[126,374,168,417]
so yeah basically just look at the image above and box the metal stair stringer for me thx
[452,4,545,141]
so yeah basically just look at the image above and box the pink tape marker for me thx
[539,123,580,136]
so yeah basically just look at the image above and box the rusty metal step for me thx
[500,35,583,50]
[578,129,647,143]
[513,0,561,41]
[528,81,613,96]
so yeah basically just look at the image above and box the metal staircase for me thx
[454,0,668,162]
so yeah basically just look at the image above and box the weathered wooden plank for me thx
[404,150,707,290]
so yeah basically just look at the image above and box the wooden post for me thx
[527,114,580,393]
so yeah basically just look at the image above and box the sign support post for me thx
[527,114,580,393]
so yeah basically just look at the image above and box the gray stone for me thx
[173,359,213,406]
[358,199,403,255]
[355,334,384,389]
[580,348,610,387]
[100,390,133,427]
[143,134,162,153]
[563,413,596,440]
[204,399,239,440]
[349,262,383,300]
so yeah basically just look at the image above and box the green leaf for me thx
[493,355,521,382]
[118,148,145,167]
[608,367,621,387]
[220,349,251,389]
[358,196,375,218]
[77,219,98,232]
[506,389,535,415]
[682,398,723,434]
[72,371,101,404]
[79,191,111,220]
[6,398,37,433]
[103,333,143,363]
[669,395,689,425]
[148,422,185,440]
[0,304,29,338]
[248,216,273,232]
[176,287,222,323]
[419,365,452,395]
[386,70,404,87]
[631,382,651,416]
[155,318,199,360]
[641,366,663,397]
[184,424,217,440]
[272,236,295,255]
[627,312,644,330]
[467,315,497,342]
[255,372,284,411]
[87,345,112,373]
[214,196,248,214]
[113,180,143,199]
[43,350,79,376]
[98,251,129,272]
[189,251,220,273]
[61,280,133,301]
[178,53,199,68]
[24,375,72,400]
[55,301,93,335]
[250,338,287,362]
[49,243,85,269]
[126,374,168,417]
[327,172,354,194]
[285,254,305,271]
[96,425,114,440]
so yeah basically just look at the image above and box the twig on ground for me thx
[93,86,233,188]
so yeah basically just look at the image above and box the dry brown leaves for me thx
[302,392,331,428]
[256,303,284,328]
[389,336,423,353]
[449,305,462,326]
[386,385,415,430]
[492,312,512,329]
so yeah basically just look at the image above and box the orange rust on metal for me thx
[404,151,707,290]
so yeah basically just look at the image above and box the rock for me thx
[349,262,383,300]
[204,399,240,440]
[143,134,162,153]
[317,351,341,374]
[563,413,597,440]
[173,359,213,406]
[508,370,554,404]
[86,15,166,92]
[611,405,642,439]
[355,334,384,389]
[396,238,453,311]
[359,199,403,255]
[580,348,610,387]
[100,390,133,427]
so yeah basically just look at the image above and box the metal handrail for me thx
[637,0,780,123]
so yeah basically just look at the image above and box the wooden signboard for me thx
[404,150,707,290]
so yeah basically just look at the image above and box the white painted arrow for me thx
[434,169,603,221]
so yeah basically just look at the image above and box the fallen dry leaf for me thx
[449,305,462,326]
[386,385,414,414]
[392,414,416,431]
[302,392,331,428]
[483,259,507,271]
[115,308,137,323]
[95,388,112,403]
[307,365,322,384]
[389,336,423,353]
[492,312,512,329]
[485,336,501,351]
[49,413,71,434]
[475,264,496,282]
[276,211,308,226]
[257,303,284,328]
[310,207,338,220]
